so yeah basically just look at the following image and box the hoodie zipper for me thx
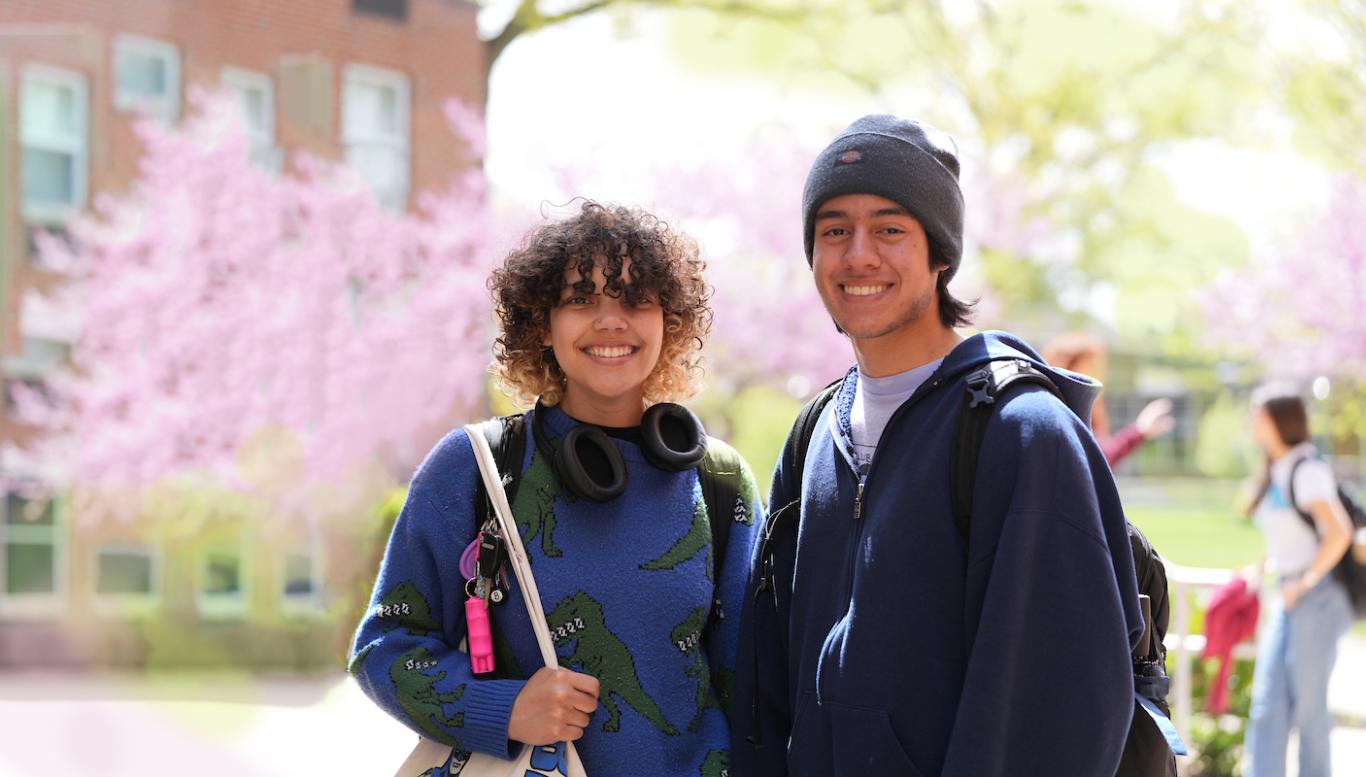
[841,375,945,601]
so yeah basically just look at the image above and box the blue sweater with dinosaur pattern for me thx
[350,405,760,777]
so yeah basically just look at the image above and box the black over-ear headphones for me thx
[531,400,708,502]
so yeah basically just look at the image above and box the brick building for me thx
[0,0,484,668]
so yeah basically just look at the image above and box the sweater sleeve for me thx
[940,392,1144,777]
[730,433,802,777]
[1100,423,1146,468]
[704,449,762,726]
[348,428,527,758]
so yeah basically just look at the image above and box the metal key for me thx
[476,525,508,605]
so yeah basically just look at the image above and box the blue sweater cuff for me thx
[460,679,526,758]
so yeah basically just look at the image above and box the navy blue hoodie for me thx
[732,331,1145,777]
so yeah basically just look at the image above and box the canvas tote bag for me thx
[391,425,588,777]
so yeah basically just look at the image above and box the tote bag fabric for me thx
[391,425,587,777]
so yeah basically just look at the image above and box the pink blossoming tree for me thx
[1201,176,1366,380]
[22,93,499,519]
[22,98,1052,518]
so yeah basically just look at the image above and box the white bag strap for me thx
[466,426,589,777]
[465,425,560,669]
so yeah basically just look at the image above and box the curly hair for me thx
[489,201,712,409]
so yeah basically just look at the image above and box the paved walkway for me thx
[0,637,1362,776]
[0,670,415,776]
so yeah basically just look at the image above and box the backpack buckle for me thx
[965,368,995,408]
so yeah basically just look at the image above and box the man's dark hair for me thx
[929,235,975,329]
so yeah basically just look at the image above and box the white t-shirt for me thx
[849,359,943,475]
[1253,442,1341,576]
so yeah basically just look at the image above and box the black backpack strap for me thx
[747,377,842,748]
[1287,454,1317,531]
[699,442,742,589]
[949,359,1063,539]
[1128,522,1170,664]
[473,413,528,528]
[785,379,845,495]
[756,378,843,598]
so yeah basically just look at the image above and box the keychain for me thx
[465,585,495,674]
[465,519,507,674]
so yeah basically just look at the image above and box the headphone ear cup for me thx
[557,425,628,502]
[640,403,707,472]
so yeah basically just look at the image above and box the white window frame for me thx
[197,537,249,620]
[280,531,325,615]
[341,63,410,211]
[19,65,88,223]
[113,34,181,123]
[0,490,67,619]
[221,66,280,171]
[91,542,162,617]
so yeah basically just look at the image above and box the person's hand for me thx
[1135,398,1175,440]
[508,667,600,745]
[1282,577,1306,610]
[1281,569,1322,611]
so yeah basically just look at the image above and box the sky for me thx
[483,11,882,208]
[481,4,1333,252]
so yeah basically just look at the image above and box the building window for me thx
[5,337,70,381]
[281,539,324,613]
[95,548,154,596]
[198,544,247,619]
[20,66,88,222]
[25,223,73,268]
[221,67,280,171]
[342,64,410,212]
[352,0,408,22]
[113,35,181,123]
[4,377,51,413]
[92,544,159,616]
[2,493,58,597]
[278,55,332,139]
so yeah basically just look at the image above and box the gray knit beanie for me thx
[802,114,964,281]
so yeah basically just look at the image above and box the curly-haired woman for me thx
[350,202,761,776]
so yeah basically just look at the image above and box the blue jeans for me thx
[1245,576,1352,777]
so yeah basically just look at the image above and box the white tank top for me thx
[1253,443,1340,576]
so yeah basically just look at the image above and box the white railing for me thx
[1164,564,1260,748]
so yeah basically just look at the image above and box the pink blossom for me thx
[20,92,497,517]
[1200,176,1366,379]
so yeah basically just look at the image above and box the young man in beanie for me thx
[732,115,1145,776]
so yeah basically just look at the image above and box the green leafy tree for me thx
[482,0,806,70]
[1278,0,1366,174]
[663,0,1267,344]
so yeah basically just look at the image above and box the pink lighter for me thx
[465,596,495,674]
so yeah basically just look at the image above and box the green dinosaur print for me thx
[546,591,679,736]
[389,646,466,741]
[375,580,441,637]
[348,644,373,675]
[511,449,564,558]
[641,496,712,579]
[348,581,440,674]
[671,607,719,731]
[700,748,730,777]
[641,443,757,579]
